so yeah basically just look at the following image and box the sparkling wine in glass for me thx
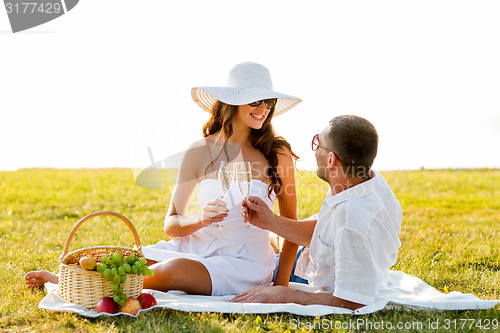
[235,161,252,200]
[218,162,234,199]
[216,161,234,228]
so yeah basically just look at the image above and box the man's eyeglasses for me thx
[311,134,331,152]
[248,98,277,109]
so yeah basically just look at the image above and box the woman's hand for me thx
[201,199,229,226]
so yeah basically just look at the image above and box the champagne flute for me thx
[216,161,234,228]
[235,162,253,228]
[235,161,252,200]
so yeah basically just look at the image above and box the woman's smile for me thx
[235,104,269,129]
[250,112,266,121]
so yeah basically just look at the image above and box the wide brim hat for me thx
[191,62,302,116]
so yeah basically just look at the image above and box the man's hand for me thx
[241,196,276,229]
[231,285,366,309]
[230,286,289,304]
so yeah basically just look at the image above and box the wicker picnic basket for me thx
[57,211,144,310]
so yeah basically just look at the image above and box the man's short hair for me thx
[326,115,378,179]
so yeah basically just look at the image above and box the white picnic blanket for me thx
[39,270,498,317]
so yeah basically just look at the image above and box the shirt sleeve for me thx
[332,227,382,305]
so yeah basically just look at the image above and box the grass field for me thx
[0,168,499,332]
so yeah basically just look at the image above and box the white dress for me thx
[142,178,277,296]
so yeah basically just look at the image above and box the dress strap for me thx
[206,138,216,173]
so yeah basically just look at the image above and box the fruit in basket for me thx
[96,263,106,273]
[118,298,127,307]
[138,293,157,309]
[96,297,118,314]
[96,252,154,307]
[126,255,137,263]
[79,256,97,271]
[120,297,142,315]
[112,253,124,264]
[122,263,131,272]
[102,268,112,280]
[113,274,121,284]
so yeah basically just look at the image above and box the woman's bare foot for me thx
[25,271,59,289]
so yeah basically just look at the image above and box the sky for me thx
[1,0,499,172]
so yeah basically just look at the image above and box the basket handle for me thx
[59,211,142,262]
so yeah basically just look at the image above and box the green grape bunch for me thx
[95,252,154,307]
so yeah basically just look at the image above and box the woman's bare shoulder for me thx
[275,141,293,160]
[178,138,210,171]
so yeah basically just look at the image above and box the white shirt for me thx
[295,170,402,305]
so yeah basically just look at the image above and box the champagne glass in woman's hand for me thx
[216,161,234,228]
[235,161,252,201]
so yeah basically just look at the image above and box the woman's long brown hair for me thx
[202,101,298,198]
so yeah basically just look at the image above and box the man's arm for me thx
[241,197,316,247]
[230,286,364,310]
[267,216,316,247]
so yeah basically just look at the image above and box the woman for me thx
[26,62,301,297]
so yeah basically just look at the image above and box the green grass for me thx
[0,168,499,332]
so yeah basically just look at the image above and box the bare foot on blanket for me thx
[25,271,59,289]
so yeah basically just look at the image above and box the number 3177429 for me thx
[5,2,62,14]
[443,318,499,330]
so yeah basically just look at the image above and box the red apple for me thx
[120,298,142,315]
[138,292,157,309]
[96,297,117,314]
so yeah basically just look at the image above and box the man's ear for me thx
[327,151,337,168]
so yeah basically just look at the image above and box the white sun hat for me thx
[191,62,302,116]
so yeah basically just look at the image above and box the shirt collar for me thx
[323,170,378,207]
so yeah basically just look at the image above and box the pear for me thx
[79,256,97,271]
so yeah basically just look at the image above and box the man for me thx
[231,115,402,310]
